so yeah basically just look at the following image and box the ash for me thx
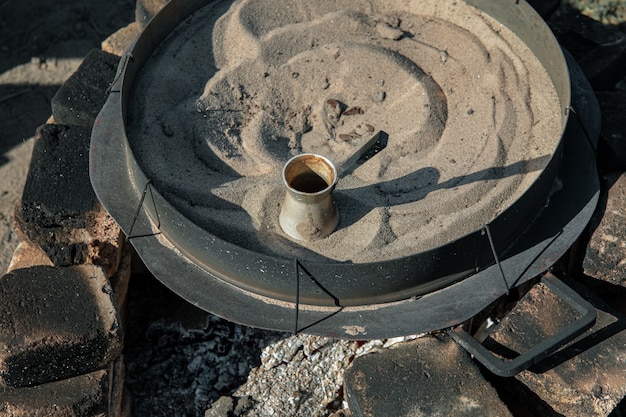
[221,334,419,417]
[123,266,279,416]
[125,313,282,417]
[124,265,418,417]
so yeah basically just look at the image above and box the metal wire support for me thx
[127,179,161,240]
[293,259,343,335]
[294,258,301,335]
[483,223,510,295]
[106,53,133,94]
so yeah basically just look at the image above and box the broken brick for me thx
[16,123,123,277]
[101,22,141,57]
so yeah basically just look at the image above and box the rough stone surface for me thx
[0,358,124,417]
[550,11,626,91]
[50,48,119,127]
[111,244,132,319]
[345,335,513,417]
[584,173,626,287]
[204,396,234,417]
[21,124,94,228]
[0,139,34,276]
[7,240,53,273]
[0,369,109,417]
[136,0,170,27]
[486,279,626,417]
[101,22,141,57]
[109,356,127,417]
[596,93,626,171]
[232,334,367,417]
[0,265,123,388]
[16,123,123,276]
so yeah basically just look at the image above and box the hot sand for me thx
[127,0,563,263]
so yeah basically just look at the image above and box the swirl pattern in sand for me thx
[127,0,563,263]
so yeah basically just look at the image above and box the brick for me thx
[50,49,119,127]
[110,244,132,319]
[21,124,93,228]
[136,0,170,27]
[16,123,123,277]
[0,357,125,417]
[527,0,560,19]
[101,22,141,57]
[550,12,626,90]
[345,336,513,417]
[596,93,626,171]
[7,240,53,273]
[0,265,123,388]
[109,356,127,417]
[583,173,626,287]
[485,279,626,416]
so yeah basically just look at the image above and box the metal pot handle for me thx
[449,272,596,377]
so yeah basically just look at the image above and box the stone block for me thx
[584,173,626,287]
[0,357,125,417]
[0,265,123,388]
[50,49,119,127]
[596,93,626,171]
[7,240,53,273]
[110,243,132,319]
[101,22,141,57]
[16,123,123,277]
[485,279,626,416]
[109,356,127,417]
[550,12,626,90]
[136,0,170,27]
[345,336,513,417]
[21,124,94,228]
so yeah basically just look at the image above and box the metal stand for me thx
[449,272,596,377]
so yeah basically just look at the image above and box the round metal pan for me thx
[91,0,599,338]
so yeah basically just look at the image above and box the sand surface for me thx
[127,0,563,263]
